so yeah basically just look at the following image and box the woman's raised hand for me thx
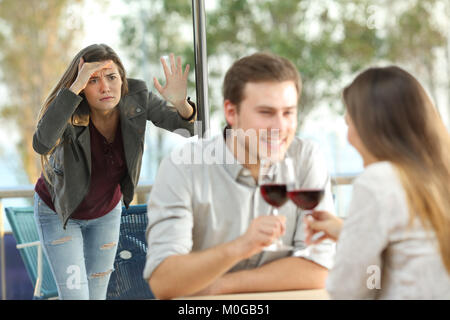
[153,53,190,110]
[69,58,113,95]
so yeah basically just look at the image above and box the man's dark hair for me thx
[222,52,302,111]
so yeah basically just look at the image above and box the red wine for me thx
[260,184,288,207]
[287,189,324,210]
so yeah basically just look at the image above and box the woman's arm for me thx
[325,183,388,299]
[32,88,83,154]
[146,91,195,136]
[33,59,114,154]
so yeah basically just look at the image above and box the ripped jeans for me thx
[33,193,121,300]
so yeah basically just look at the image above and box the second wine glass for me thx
[287,174,329,256]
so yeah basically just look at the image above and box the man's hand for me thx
[234,215,286,260]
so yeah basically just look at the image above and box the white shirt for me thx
[327,161,450,299]
[143,134,336,280]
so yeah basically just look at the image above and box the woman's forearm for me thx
[33,89,82,154]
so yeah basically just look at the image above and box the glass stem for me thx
[271,206,279,216]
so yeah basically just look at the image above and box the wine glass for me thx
[259,157,295,251]
[287,174,329,256]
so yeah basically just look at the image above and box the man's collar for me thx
[218,127,246,181]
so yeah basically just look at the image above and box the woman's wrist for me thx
[331,217,344,240]
[69,82,83,95]
[176,99,196,120]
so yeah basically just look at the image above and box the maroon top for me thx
[35,120,127,220]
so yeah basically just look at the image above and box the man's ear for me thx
[224,100,237,128]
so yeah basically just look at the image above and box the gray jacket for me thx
[33,78,195,228]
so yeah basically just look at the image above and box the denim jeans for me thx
[33,193,122,300]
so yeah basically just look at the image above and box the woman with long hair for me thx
[32,43,196,299]
[305,66,450,299]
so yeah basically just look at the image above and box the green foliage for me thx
[119,0,195,84]
[122,0,400,124]
[119,0,390,125]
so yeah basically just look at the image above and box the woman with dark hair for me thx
[33,43,196,299]
[304,66,450,299]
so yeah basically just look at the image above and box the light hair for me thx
[344,66,450,273]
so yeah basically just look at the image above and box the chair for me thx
[5,206,58,299]
[107,204,154,299]
[5,204,154,300]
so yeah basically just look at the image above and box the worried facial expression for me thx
[82,61,123,112]
[225,81,298,163]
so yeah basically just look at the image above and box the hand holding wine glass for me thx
[287,173,329,255]
[259,157,294,251]
[303,210,343,245]
[287,177,328,213]
[238,215,287,259]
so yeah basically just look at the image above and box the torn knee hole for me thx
[100,242,116,250]
[90,269,113,278]
[51,236,72,245]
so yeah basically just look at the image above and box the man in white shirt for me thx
[144,52,335,299]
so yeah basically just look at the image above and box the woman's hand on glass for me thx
[303,210,343,245]
[153,53,191,116]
